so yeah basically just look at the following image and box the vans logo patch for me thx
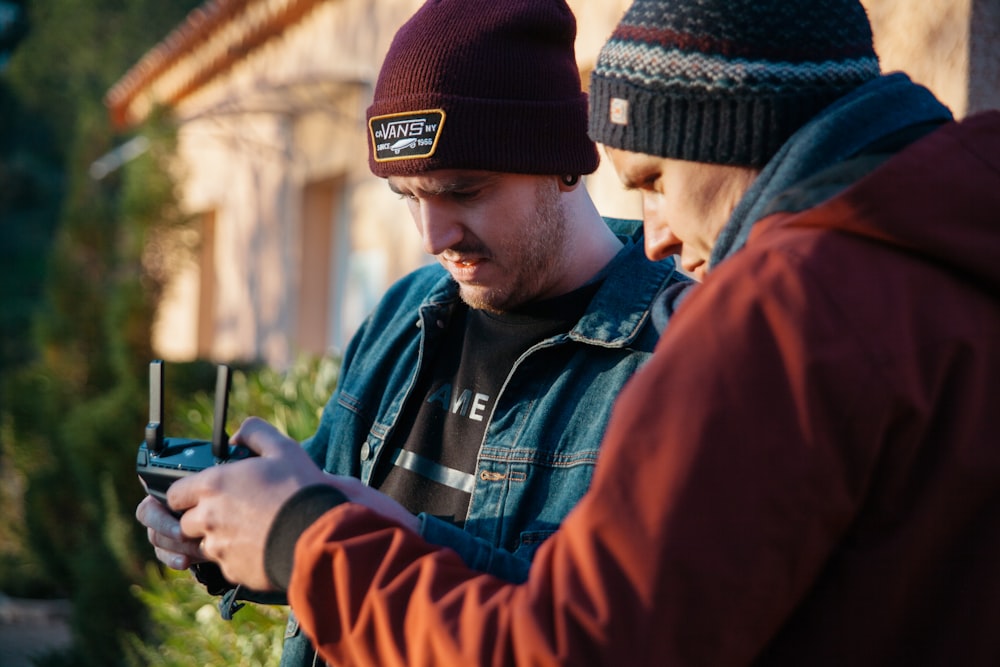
[370,109,446,162]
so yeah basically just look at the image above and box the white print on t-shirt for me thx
[426,384,491,422]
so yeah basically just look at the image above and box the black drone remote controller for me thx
[136,360,254,510]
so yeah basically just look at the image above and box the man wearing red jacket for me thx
[165,0,1000,664]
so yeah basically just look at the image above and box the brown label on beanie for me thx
[370,109,446,162]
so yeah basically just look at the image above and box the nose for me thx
[415,199,464,256]
[641,196,682,262]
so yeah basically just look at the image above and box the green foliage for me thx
[125,566,287,667]
[180,355,341,443]
[0,81,63,376]
[1,1,344,665]
[0,2,221,666]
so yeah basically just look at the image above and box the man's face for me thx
[605,147,758,280]
[389,170,570,313]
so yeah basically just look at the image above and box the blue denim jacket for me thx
[280,220,686,665]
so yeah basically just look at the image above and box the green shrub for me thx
[125,565,287,667]
[175,353,340,443]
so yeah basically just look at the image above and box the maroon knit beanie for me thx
[367,0,599,177]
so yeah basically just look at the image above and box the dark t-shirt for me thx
[372,280,602,526]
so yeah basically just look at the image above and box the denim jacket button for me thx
[360,442,372,461]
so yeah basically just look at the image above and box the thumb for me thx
[231,416,296,458]
[166,464,216,515]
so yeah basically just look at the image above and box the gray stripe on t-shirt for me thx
[390,448,476,494]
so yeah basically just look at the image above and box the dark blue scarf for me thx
[709,72,954,268]
[651,73,953,324]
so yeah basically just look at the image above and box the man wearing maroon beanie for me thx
[136,1,686,664]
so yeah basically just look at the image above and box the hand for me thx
[167,417,423,590]
[168,417,331,591]
[317,474,421,534]
[135,494,207,570]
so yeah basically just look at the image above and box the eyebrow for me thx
[618,175,640,191]
[617,172,643,191]
[618,166,658,191]
[388,173,500,197]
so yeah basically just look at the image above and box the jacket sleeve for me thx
[418,514,530,582]
[285,247,892,666]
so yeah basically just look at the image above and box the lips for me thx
[441,254,489,281]
[442,251,486,268]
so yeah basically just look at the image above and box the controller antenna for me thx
[211,364,232,460]
[145,360,165,453]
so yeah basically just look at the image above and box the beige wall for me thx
[156,0,428,365]
[152,0,996,368]
[570,0,643,221]
[864,0,999,116]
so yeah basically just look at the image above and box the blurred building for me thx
[105,0,999,368]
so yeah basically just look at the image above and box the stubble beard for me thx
[458,180,569,314]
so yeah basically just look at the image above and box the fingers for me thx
[136,495,182,539]
[152,542,206,570]
[145,522,204,557]
[166,466,212,515]
[167,418,307,515]
[136,495,206,569]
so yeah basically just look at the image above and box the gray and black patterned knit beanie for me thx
[588,0,881,168]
